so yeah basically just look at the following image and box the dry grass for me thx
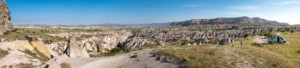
[0,48,8,59]
[158,32,300,68]
[0,28,67,43]
[60,63,71,68]
[22,48,50,62]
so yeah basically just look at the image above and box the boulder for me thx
[64,37,89,58]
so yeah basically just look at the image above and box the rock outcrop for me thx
[47,30,132,55]
[123,37,148,49]
[121,26,300,49]
[170,16,288,26]
[64,37,90,58]
[31,41,52,58]
[0,2,13,35]
[0,40,52,67]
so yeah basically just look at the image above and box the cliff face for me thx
[170,16,288,26]
[0,2,13,35]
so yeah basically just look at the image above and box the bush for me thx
[14,63,34,68]
[143,43,157,48]
[60,63,71,68]
[296,50,300,54]
[22,48,49,62]
[0,48,9,59]
[130,53,138,58]
[263,33,275,38]
[291,29,295,33]
[251,43,262,47]
[103,47,124,56]
[110,47,123,53]
[244,34,250,38]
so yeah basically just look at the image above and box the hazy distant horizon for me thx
[8,0,300,25]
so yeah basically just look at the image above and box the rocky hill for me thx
[170,16,288,26]
[0,2,13,35]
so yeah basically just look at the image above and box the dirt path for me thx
[52,49,178,68]
[78,49,177,68]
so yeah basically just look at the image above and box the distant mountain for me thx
[170,16,289,26]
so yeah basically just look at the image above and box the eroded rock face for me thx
[123,37,148,49]
[47,30,132,55]
[31,41,52,58]
[0,40,51,67]
[0,2,13,35]
[0,50,42,67]
[64,37,90,58]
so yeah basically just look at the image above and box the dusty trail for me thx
[78,49,177,68]
[50,49,178,68]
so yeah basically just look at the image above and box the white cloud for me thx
[278,1,300,6]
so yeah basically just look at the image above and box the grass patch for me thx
[158,32,300,68]
[143,42,158,48]
[90,47,125,57]
[130,53,138,58]
[0,48,9,59]
[0,28,67,43]
[22,48,50,62]
[9,65,12,68]
[251,42,263,47]
[14,63,34,68]
[60,63,71,68]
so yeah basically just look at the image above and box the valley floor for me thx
[158,32,300,68]
[50,49,178,68]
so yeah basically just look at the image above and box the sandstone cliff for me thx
[0,2,13,35]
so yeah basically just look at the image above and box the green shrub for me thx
[296,50,300,54]
[263,33,275,38]
[143,43,157,48]
[110,47,123,53]
[0,48,9,59]
[251,43,262,47]
[244,34,250,38]
[22,48,49,62]
[102,47,124,56]
[15,63,33,68]
[130,53,138,58]
[8,65,12,68]
[60,63,71,68]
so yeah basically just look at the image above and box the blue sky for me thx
[6,0,300,25]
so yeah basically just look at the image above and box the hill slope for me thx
[171,16,288,26]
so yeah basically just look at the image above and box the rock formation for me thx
[0,40,51,67]
[0,2,13,35]
[30,41,52,58]
[64,37,90,58]
[47,30,132,55]
[170,16,288,26]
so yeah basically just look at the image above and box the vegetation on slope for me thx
[158,32,300,68]
[23,48,50,62]
[60,63,71,68]
[0,48,8,59]
[0,28,67,43]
